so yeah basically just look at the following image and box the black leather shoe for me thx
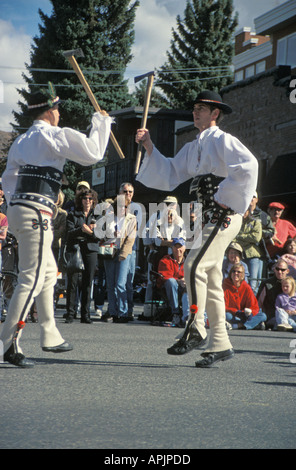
[167,326,207,355]
[113,316,128,323]
[64,316,74,323]
[42,341,73,353]
[80,317,92,324]
[4,346,35,368]
[195,348,234,368]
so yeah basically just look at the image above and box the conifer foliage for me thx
[13,0,139,132]
[156,0,238,109]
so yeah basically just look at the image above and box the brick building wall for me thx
[174,67,296,213]
[221,69,296,178]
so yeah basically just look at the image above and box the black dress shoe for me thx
[167,326,207,355]
[195,348,234,368]
[80,317,92,324]
[4,345,35,368]
[113,316,128,323]
[64,316,74,323]
[42,341,73,353]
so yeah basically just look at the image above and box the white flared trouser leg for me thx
[184,213,242,353]
[0,202,64,354]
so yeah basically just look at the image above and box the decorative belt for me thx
[11,193,56,212]
[14,165,63,201]
[189,173,235,216]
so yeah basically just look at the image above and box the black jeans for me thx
[66,248,98,319]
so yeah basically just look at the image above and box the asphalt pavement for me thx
[1,303,296,451]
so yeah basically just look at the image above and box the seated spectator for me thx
[281,237,296,279]
[275,276,296,332]
[157,237,189,327]
[223,263,266,330]
[266,202,296,259]
[147,196,186,255]
[234,209,262,294]
[257,258,289,330]
[222,242,249,281]
[142,195,185,304]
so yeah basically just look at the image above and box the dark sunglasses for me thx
[275,267,287,272]
[82,197,93,201]
[123,190,133,194]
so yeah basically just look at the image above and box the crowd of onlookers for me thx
[1,179,296,334]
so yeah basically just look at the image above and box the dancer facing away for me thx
[1,82,112,368]
[136,90,258,368]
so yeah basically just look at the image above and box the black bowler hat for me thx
[27,82,62,114]
[195,90,232,114]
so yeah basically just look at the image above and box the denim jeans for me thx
[104,254,131,317]
[164,278,189,321]
[245,257,263,295]
[226,309,267,329]
[126,250,136,314]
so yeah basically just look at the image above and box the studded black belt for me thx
[11,193,56,212]
[190,173,235,215]
[14,165,63,201]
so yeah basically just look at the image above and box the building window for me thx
[256,61,266,74]
[277,33,296,67]
[245,65,255,78]
[235,70,244,82]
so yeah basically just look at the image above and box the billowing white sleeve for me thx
[136,141,197,191]
[214,133,258,215]
[53,112,113,165]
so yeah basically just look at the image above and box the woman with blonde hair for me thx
[223,263,266,329]
[275,276,296,331]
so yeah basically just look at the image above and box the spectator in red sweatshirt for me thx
[223,263,266,330]
[266,202,296,259]
[157,238,189,327]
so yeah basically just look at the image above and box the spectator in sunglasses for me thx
[257,258,289,329]
[223,263,266,330]
[65,189,99,324]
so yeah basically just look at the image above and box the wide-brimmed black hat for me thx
[27,82,62,115]
[194,90,232,114]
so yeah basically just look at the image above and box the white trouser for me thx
[185,212,242,353]
[0,201,64,354]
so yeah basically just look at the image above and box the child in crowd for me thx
[275,276,296,331]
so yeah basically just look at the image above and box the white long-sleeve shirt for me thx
[136,126,258,215]
[3,112,112,203]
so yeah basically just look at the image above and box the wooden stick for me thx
[134,74,154,174]
[67,55,125,160]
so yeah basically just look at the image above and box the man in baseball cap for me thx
[267,202,296,258]
[157,237,189,327]
[76,181,90,190]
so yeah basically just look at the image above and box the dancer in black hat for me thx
[1,83,112,367]
[136,90,258,367]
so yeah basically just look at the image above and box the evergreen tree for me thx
[133,78,170,108]
[13,0,139,132]
[156,0,238,109]
[11,0,139,197]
